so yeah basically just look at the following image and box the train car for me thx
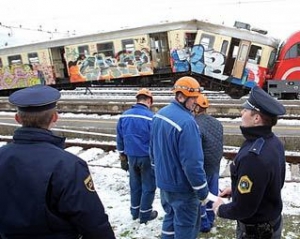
[0,19,281,98]
[170,20,280,97]
[265,31,300,99]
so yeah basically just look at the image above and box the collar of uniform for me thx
[240,126,273,140]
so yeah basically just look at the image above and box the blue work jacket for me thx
[150,100,208,200]
[116,103,153,157]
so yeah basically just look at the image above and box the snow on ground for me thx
[65,146,300,239]
[1,109,300,238]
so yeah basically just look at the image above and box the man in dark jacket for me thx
[0,85,115,239]
[213,86,286,239]
[193,93,223,233]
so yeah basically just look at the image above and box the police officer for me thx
[212,86,286,239]
[116,88,157,224]
[0,85,116,239]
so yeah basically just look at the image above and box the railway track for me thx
[0,136,299,165]
[1,88,300,118]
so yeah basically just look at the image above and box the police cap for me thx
[242,86,286,117]
[9,85,61,112]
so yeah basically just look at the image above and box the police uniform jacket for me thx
[149,100,208,200]
[116,103,153,157]
[218,125,285,224]
[194,114,223,176]
[0,127,115,239]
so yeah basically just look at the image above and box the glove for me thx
[119,153,129,171]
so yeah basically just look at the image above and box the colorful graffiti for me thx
[171,44,263,84]
[67,48,153,82]
[0,64,41,90]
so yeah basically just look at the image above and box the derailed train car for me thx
[0,19,282,97]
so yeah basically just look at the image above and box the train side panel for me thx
[64,34,154,83]
[0,49,53,91]
[190,29,278,90]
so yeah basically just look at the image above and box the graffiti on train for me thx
[66,48,152,83]
[171,44,260,83]
[0,64,41,89]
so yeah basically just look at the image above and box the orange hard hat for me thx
[196,93,209,108]
[136,88,153,99]
[172,76,201,97]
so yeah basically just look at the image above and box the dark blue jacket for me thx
[150,100,208,200]
[218,126,285,224]
[0,127,115,239]
[116,103,153,157]
[194,114,223,176]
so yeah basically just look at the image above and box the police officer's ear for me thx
[15,113,22,124]
[49,112,59,129]
[52,111,58,123]
[253,112,262,125]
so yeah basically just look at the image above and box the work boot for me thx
[140,210,158,224]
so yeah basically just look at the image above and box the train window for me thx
[0,58,2,68]
[221,41,229,55]
[78,45,89,56]
[28,52,39,64]
[185,33,197,48]
[122,39,134,53]
[199,34,215,50]
[8,55,22,65]
[248,45,262,64]
[284,43,300,59]
[268,50,277,69]
[97,42,115,57]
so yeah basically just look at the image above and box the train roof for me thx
[0,19,280,55]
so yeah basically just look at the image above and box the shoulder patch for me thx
[84,175,96,192]
[249,137,265,155]
[238,175,253,194]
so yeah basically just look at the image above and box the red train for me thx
[266,31,300,99]
[0,19,299,99]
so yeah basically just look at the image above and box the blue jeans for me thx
[199,173,219,232]
[128,156,156,221]
[160,190,200,239]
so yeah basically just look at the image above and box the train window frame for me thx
[122,39,135,53]
[268,49,277,69]
[199,34,215,50]
[185,33,197,48]
[284,43,300,59]
[28,52,39,64]
[248,45,262,64]
[221,40,229,55]
[97,42,115,58]
[8,55,22,65]
[78,45,89,56]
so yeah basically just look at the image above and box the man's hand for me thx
[119,153,129,171]
[212,197,224,215]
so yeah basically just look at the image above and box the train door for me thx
[232,40,251,78]
[49,47,68,80]
[149,32,170,71]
